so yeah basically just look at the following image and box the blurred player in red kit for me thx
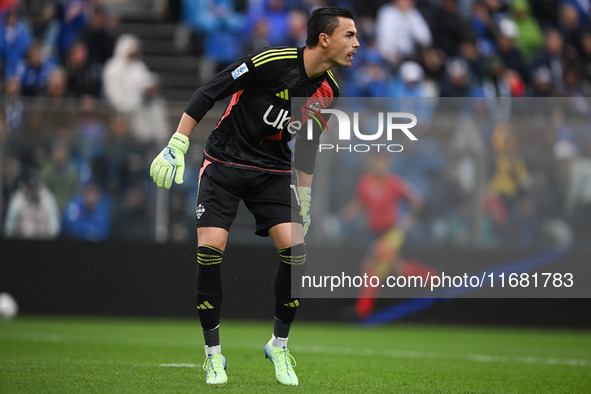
[342,152,438,319]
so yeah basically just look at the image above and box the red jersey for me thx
[356,173,413,233]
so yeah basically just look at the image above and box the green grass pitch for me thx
[0,316,590,393]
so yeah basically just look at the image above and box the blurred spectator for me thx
[560,0,590,29]
[496,18,531,85]
[0,0,17,14]
[81,6,115,68]
[488,123,530,205]
[562,63,591,104]
[389,61,436,121]
[481,56,520,122]
[439,57,483,97]
[58,0,89,57]
[481,0,507,19]
[530,66,559,96]
[458,38,486,84]
[62,179,111,241]
[15,41,57,97]
[128,77,170,143]
[529,0,560,29]
[255,0,290,47]
[427,0,472,58]
[181,0,243,70]
[1,152,22,224]
[578,28,591,84]
[558,2,585,54]
[469,0,498,56]
[420,46,447,83]
[482,185,507,245]
[344,50,391,97]
[529,167,559,218]
[65,40,101,97]
[375,0,432,67]
[103,34,169,142]
[428,165,470,241]
[2,76,24,134]
[0,6,32,78]
[508,0,544,62]
[3,169,60,239]
[112,185,152,241]
[39,141,80,211]
[389,60,432,97]
[564,156,591,248]
[541,215,574,249]
[30,1,60,59]
[351,0,387,18]
[532,28,568,93]
[504,193,540,248]
[285,9,307,47]
[41,66,74,136]
[244,18,270,52]
[102,34,153,112]
[76,95,107,163]
[168,189,194,242]
[444,200,473,247]
[551,107,579,160]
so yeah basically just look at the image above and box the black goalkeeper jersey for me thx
[185,46,339,175]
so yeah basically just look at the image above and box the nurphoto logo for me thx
[307,108,418,153]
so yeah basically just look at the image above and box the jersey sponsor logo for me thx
[231,63,249,79]
[263,104,291,130]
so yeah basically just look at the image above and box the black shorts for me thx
[195,159,302,237]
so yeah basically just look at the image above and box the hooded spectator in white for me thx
[4,169,60,239]
[102,34,168,142]
[376,0,432,67]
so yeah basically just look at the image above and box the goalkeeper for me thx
[150,6,358,387]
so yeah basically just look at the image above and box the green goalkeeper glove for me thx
[150,132,190,189]
[297,186,312,237]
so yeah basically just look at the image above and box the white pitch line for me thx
[159,343,591,368]
[2,332,587,369]
[160,363,199,368]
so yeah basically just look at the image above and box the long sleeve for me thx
[185,54,264,122]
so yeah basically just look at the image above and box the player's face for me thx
[327,17,359,68]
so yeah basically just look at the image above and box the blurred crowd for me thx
[1,0,591,250]
[0,0,170,242]
[325,98,591,251]
[176,0,591,99]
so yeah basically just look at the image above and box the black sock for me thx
[273,317,291,339]
[274,243,306,334]
[202,325,220,347]
[196,245,223,338]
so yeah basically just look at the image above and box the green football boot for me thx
[264,339,298,386]
[202,353,227,385]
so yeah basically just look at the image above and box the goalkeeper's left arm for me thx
[295,170,313,237]
[294,118,323,237]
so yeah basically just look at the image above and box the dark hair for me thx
[306,7,354,47]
